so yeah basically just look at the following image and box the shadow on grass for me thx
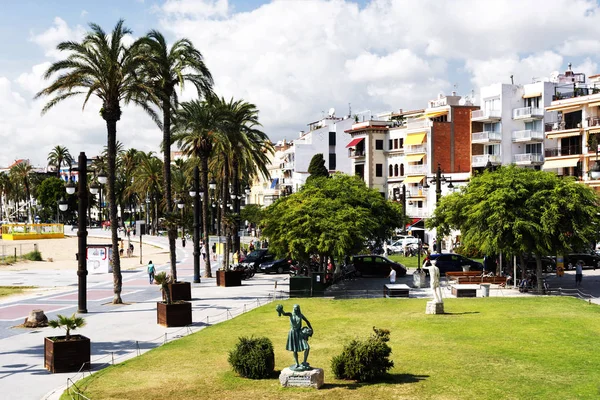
[441,311,480,315]
[321,373,429,389]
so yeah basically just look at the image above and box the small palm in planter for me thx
[155,271,192,327]
[44,313,90,373]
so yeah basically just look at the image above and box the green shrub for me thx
[228,336,274,379]
[23,251,42,261]
[331,327,394,382]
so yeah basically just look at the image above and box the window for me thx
[376,164,383,177]
[394,164,399,176]
[486,144,500,155]
[389,139,393,150]
[484,98,500,112]
[394,138,398,149]
[524,97,540,108]
[399,138,404,149]
[483,122,501,132]
[400,163,404,176]
[376,140,384,150]
[329,153,336,170]
[389,165,393,177]
[329,132,336,146]
[525,143,542,154]
[525,120,542,131]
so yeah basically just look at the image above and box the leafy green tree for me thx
[9,162,33,222]
[36,177,69,222]
[429,165,600,291]
[36,20,160,304]
[306,154,329,182]
[240,204,263,228]
[261,173,404,269]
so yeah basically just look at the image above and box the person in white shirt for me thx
[575,261,583,286]
[388,267,396,283]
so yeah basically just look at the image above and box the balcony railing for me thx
[406,208,429,218]
[511,129,544,142]
[472,154,501,167]
[545,121,582,132]
[281,162,295,170]
[472,131,502,143]
[513,153,544,164]
[404,144,426,154]
[406,120,429,130]
[348,149,365,158]
[471,109,501,120]
[406,165,427,175]
[512,107,544,120]
[545,145,581,158]
[407,187,426,197]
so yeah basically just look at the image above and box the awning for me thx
[346,137,364,148]
[546,129,582,139]
[588,101,600,107]
[270,178,279,189]
[523,92,542,99]
[403,175,426,184]
[588,128,600,135]
[542,158,580,170]
[405,154,425,163]
[546,104,583,113]
[404,132,426,145]
[423,110,448,119]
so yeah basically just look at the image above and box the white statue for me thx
[425,264,443,303]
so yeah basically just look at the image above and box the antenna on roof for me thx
[348,103,351,117]
[510,74,514,85]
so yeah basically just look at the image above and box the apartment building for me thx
[472,80,558,172]
[544,69,600,191]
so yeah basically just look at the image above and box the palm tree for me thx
[0,172,11,221]
[35,20,160,304]
[128,152,163,234]
[133,30,213,282]
[47,145,73,179]
[173,97,224,278]
[9,161,33,223]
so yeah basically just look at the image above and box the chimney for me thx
[299,131,304,137]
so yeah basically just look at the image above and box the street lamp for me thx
[423,163,452,204]
[177,198,185,248]
[64,152,89,314]
[145,196,150,233]
[189,166,202,283]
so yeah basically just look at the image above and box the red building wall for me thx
[432,106,478,174]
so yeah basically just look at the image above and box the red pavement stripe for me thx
[47,289,142,301]
[0,303,74,321]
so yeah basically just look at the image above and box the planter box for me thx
[169,281,191,301]
[44,335,90,373]
[157,301,192,327]
[216,270,242,287]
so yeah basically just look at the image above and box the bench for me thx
[384,284,410,298]
[446,271,481,278]
[456,276,507,285]
[451,284,480,298]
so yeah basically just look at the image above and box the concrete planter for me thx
[157,301,192,327]
[44,335,90,373]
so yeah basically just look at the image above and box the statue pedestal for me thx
[425,301,444,314]
[279,367,324,389]
[413,271,427,288]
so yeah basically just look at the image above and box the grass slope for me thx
[0,286,35,297]
[65,297,600,400]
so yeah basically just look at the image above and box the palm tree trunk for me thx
[232,156,240,254]
[56,157,62,179]
[162,102,178,282]
[201,158,212,277]
[107,118,123,304]
[221,161,229,270]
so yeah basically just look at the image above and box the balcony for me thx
[512,107,544,121]
[472,154,501,167]
[406,165,427,175]
[406,120,429,130]
[406,207,429,218]
[513,153,544,165]
[348,148,365,158]
[471,109,501,122]
[545,145,582,158]
[511,129,544,143]
[404,144,426,154]
[407,187,426,197]
[281,162,295,170]
[472,131,502,144]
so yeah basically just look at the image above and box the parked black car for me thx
[519,256,556,273]
[428,253,483,275]
[352,255,407,277]
[259,258,291,274]
[239,249,274,272]
[565,253,600,270]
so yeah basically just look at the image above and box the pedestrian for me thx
[576,260,583,286]
[249,240,255,252]
[201,242,206,261]
[388,266,397,284]
[432,238,437,253]
[383,241,389,257]
[233,250,239,265]
[148,260,155,284]
[212,243,217,261]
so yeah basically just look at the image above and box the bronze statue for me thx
[276,304,313,371]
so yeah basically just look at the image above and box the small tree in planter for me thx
[45,313,90,373]
[155,271,192,327]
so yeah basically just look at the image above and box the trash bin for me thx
[311,272,327,297]
[413,269,427,288]
[480,283,490,297]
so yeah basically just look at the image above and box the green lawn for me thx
[0,286,34,297]
[387,254,484,269]
[64,297,600,400]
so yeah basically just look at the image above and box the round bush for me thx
[228,336,275,379]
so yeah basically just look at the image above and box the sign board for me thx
[87,244,113,274]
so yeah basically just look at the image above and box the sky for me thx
[2,0,600,167]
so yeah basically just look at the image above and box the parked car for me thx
[427,253,483,275]
[259,258,291,274]
[239,249,275,272]
[518,256,556,273]
[352,255,407,277]
[565,253,600,270]
[388,236,421,254]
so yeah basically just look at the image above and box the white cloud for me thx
[80,10,88,18]
[29,17,86,59]
[160,0,230,19]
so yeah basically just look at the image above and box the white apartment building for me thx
[472,80,558,171]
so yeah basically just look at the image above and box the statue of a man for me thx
[425,264,443,303]
[276,304,313,371]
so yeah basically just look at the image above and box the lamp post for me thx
[189,165,202,283]
[145,196,150,232]
[209,178,216,235]
[97,170,107,224]
[64,152,88,314]
[401,184,407,234]
[423,163,453,205]
[177,198,185,247]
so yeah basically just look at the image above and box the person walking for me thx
[575,260,583,286]
[148,260,155,284]
[388,266,397,284]
[201,242,206,261]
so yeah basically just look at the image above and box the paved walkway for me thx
[2,236,600,399]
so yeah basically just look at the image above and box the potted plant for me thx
[163,212,192,301]
[215,213,243,287]
[44,313,90,373]
[155,271,192,327]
